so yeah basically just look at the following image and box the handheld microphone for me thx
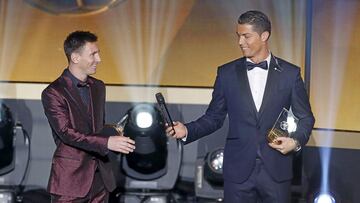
[155,92,175,133]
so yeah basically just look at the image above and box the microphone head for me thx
[155,92,165,104]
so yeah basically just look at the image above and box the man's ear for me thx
[71,52,80,64]
[261,31,270,42]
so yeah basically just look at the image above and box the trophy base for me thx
[267,128,288,144]
[100,125,122,136]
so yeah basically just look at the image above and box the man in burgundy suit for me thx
[42,31,136,202]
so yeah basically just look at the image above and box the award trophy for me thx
[267,108,298,144]
[101,114,128,136]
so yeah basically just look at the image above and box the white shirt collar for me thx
[246,53,271,68]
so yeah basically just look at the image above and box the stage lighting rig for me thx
[314,193,336,203]
[0,102,31,203]
[0,103,15,176]
[122,103,168,179]
[112,103,182,202]
[311,190,340,203]
[195,148,224,201]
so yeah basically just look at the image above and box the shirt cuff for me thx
[292,138,302,152]
[181,126,188,142]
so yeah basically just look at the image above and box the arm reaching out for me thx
[107,135,135,154]
[165,121,187,139]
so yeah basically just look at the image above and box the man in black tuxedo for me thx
[167,10,315,202]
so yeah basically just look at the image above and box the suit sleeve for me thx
[185,67,228,144]
[42,87,109,156]
[291,69,315,147]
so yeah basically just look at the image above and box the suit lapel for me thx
[258,57,281,119]
[235,58,259,119]
[60,73,92,126]
[88,80,97,133]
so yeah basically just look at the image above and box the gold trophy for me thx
[267,108,298,144]
[101,114,128,136]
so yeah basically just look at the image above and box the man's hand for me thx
[165,121,187,139]
[268,137,298,154]
[107,136,135,154]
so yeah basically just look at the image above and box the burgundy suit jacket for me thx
[41,70,116,197]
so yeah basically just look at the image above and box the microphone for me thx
[155,92,175,133]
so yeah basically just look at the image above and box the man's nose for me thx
[238,36,245,45]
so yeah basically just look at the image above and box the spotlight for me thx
[122,104,168,178]
[0,103,31,203]
[135,112,153,129]
[195,148,224,200]
[313,192,338,203]
[314,193,336,203]
[0,103,15,176]
[113,103,182,202]
[204,148,224,186]
[0,189,15,203]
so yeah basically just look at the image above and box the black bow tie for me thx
[246,61,268,71]
[77,81,89,88]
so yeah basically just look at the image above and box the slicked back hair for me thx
[238,10,271,38]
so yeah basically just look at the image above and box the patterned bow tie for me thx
[246,61,268,71]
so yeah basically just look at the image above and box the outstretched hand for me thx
[165,121,187,139]
[107,135,135,154]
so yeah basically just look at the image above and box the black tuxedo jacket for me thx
[185,56,315,183]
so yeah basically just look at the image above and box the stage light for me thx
[0,103,15,176]
[314,193,336,203]
[114,103,182,202]
[195,148,224,200]
[122,104,168,178]
[0,103,31,203]
[204,148,224,186]
[0,189,15,203]
[135,111,153,129]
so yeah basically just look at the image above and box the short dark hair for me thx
[238,10,271,37]
[63,31,98,62]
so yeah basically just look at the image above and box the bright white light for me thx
[136,112,153,128]
[314,193,336,203]
[287,116,297,133]
[0,191,14,202]
[211,152,223,171]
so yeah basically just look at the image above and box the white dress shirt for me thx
[182,54,272,140]
[246,54,271,112]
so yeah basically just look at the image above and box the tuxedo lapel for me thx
[235,59,259,119]
[88,80,98,133]
[258,58,282,119]
[60,74,92,126]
